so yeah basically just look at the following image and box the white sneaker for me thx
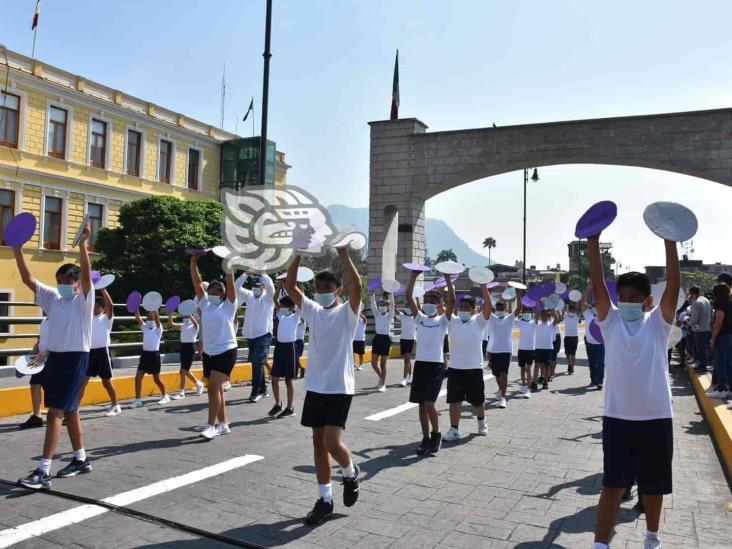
[443,426,461,441]
[495,390,502,399]
[200,425,219,440]
[157,395,171,405]
[523,390,531,399]
[196,383,204,396]
[477,418,488,436]
[705,389,727,399]
[105,405,121,417]
[223,381,232,391]
[498,397,507,408]
[399,377,407,387]
[643,535,661,549]
[407,375,413,384]
[170,391,185,400]
[377,384,386,393]
[216,423,231,435]
[355,365,363,371]
[131,399,143,409]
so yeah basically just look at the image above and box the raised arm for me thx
[587,235,611,321]
[659,240,680,324]
[514,290,524,315]
[370,293,378,313]
[13,247,37,292]
[190,315,199,330]
[338,247,362,314]
[134,309,144,327]
[480,284,492,319]
[168,313,181,331]
[262,273,275,299]
[406,270,420,317]
[445,274,456,320]
[284,256,304,307]
[190,256,205,300]
[234,272,252,300]
[225,271,236,303]
[78,225,92,297]
[101,288,114,320]
[388,292,395,317]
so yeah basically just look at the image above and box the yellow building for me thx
[0,47,289,367]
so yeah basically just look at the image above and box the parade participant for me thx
[549,313,562,380]
[268,295,299,418]
[284,248,362,526]
[442,286,490,441]
[80,288,120,416]
[583,290,606,389]
[563,303,581,375]
[482,316,492,369]
[533,306,559,391]
[192,257,237,440]
[487,298,515,408]
[406,271,450,456]
[167,313,204,399]
[590,234,680,549]
[235,272,275,402]
[398,302,417,386]
[131,308,169,407]
[18,317,49,430]
[15,225,93,489]
[514,298,536,398]
[353,313,367,371]
[296,317,307,378]
[370,291,395,391]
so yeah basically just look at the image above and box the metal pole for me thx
[522,168,528,285]
[259,0,273,187]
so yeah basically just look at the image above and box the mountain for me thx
[327,204,493,266]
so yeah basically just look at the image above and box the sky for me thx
[2,0,731,271]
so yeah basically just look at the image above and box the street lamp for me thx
[522,167,539,284]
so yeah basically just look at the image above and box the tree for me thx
[482,237,496,265]
[436,249,458,263]
[93,196,225,301]
[681,270,717,294]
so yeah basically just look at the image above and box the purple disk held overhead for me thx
[394,286,406,297]
[486,281,500,289]
[15,369,24,379]
[561,290,570,301]
[521,296,536,308]
[367,277,382,292]
[126,291,142,314]
[542,282,556,297]
[526,285,544,300]
[165,295,181,314]
[432,274,459,288]
[575,201,618,239]
[4,212,37,248]
[185,247,210,256]
[90,271,102,284]
[606,280,618,305]
[403,262,430,272]
[589,319,604,343]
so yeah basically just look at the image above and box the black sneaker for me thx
[597,384,603,391]
[548,376,554,382]
[568,366,575,375]
[56,459,92,478]
[304,498,334,525]
[268,403,282,417]
[249,392,263,403]
[18,469,52,490]
[542,381,549,390]
[537,376,545,384]
[530,381,538,391]
[19,415,43,430]
[416,437,430,456]
[622,487,633,501]
[428,432,442,454]
[277,407,295,419]
[342,464,360,507]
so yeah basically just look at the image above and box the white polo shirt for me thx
[354,318,367,342]
[516,319,537,351]
[90,314,113,349]
[535,321,556,350]
[35,282,94,353]
[487,313,515,354]
[180,320,199,343]
[399,311,417,341]
[564,314,580,337]
[371,294,394,336]
[448,314,489,369]
[414,313,449,363]
[141,322,163,352]
[584,309,602,345]
[276,311,300,343]
[235,274,275,339]
[195,295,239,356]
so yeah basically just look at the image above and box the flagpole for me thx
[259,0,273,186]
[252,102,255,137]
[31,26,38,59]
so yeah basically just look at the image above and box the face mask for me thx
[252,287,262,298]
[58,284,76,300]
[591,307,597,315]
[401,309,412,316]
[378,306,388,314]
[522,313,532,322]
[314,292,336,307]
[146,321,156,329]
[183,318,192,325]
[422,303,438,316]
[495,311,507,319]
[618,302,645,322]
[567,313,576,318]
[458,311,471,322]
[277,310,289,319]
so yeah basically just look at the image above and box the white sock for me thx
[74,448,86,462]
[341,461,356,479]
[591,543,608,549]
[318,483,333,503]
[645,530,660,540]
[38,458,52,475]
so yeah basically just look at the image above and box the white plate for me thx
[382,279,401,294]
[508,281,527,290]
[554,299,566,311]
[94,274,115,290]
[211,245,232,258]
[141,291,163,312]
[435,261,465,275]
[178,299,196,316]
[413,287,426,299]
[568,290,583,302]
[71,215,91,247]
[668,325,682,349]
[501,287,517,300]
[15,355,45,376]
[643,202,698,242]
[297,266,315,283]
[555,282,567,294]
[545,294,562,308]
[468,266,495,284]
[276,272,287,280]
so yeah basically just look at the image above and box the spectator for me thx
[707,284,732,399]
[688,287,712,374]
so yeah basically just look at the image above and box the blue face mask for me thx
[422,303,438,316]
[58,284,76,300]
[314,292,336,307]
[495,311,507,319]
[618,302,645,321]
[458,311,471,322]
[278,310,291,319]
[252,287,262,298]
[378,306,388,314]
[522,313,532,322]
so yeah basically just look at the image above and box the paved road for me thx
[0,340,731,548]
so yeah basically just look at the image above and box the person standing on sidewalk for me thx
[688,286,712,373]
[707,284,732,399]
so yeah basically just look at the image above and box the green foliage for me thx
[436,249,458,263]
[681,270,717,293]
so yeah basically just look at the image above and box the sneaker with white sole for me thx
[495,390,502,399]
[223,381,232,391]
[377,384,386,393]
[399,378,407,387]
[196,383,204,396]
[157,395,171,405]
[131,398,143,409]
[498,397,507,408]
[216,423,231,435]
[407,375,413,384]
[477,418,488,436]
[170,391,186,400]
[706,389,728,399]
[104,405,122,417]
[200,425,219,440]
[643,535,661,549]
[443,426,461,441]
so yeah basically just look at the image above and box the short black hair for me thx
[208,279,226,292]
[718,272,732,286]
[616,271,651,298]
[314,270,341,287]
[56,263,80,281]
[713,283,731,305]
[495,301,507,311]
[279,295,295,307]
[688,286,701,296]
[459,295,476,308]
[424,290,443,303]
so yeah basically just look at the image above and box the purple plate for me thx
[589,319,604,343]
[575,201,618,239]
[394,286,406,297]
[561,290,570,301]
[367,277,382,292]
[606,280,618,305]
[4,212,37,248]
[185,247,211,256]
[486,281,500,289]
[432,274,459,288]
[542,282,556,297]
[15,369,24,379]
[91,270,102,284]
[126,291,142,313]
[526,285,544,300]
[165,295,181,314]
[403,262,431,272]
[521,296,536,308]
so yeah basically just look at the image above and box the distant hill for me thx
[327,204,494,266]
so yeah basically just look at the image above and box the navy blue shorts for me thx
[552,335,561,360]
[490,352,511,375]
[372,334,392,356]
[535,348,554,364]
[400,339,415,356]
[179,342,196,370]
[301,391,353,429]
[409,361,445,403]
[564,336,579,355]
[295,339,305,359]
[43,351,89,412]
[352,340,365,355]
[271,341,297,379]
[87,347,112,379]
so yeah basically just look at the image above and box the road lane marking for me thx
[0,454,263,548]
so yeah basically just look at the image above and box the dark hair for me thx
[718,272,732,286]
[424,291,443,304]
[712,284,730,305]
[616,271,651,298]
[315,270,342,287]
[208,279,226,292]
[688,286,701,296]
[94,298,105,309]
[56,263,80,281]
[252,276,264,287]
[279,295,295,307]
[495,301,507,311]
[459,295,476,307]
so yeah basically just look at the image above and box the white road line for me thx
[0,454,263,548]
[365,374,494,421]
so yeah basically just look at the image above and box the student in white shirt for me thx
[443,285,491,442]
[406,270,451,456]
[15,225,94,489]
[487,298,516,408]
[192,257,238,440]
[284,247,362,526]
[79,288,120,416]
[131,308,168,407]
[549,317,562,380]
[398,303,417,386]
[514,297,537,398]
[19,317,50,430]
[563,303,580,375]
[533,307,560,391]
[370,291,395,392]
[482,318,492,368]
[589,230,680,549]
[583,290,606,389]
[268,295,300,419]
[168,313,204,400]
[353,313,367,371]
[296,316,307,378]
[235,273,275,402]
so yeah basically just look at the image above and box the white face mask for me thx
[567,313,576,318]
[618,302,645,321]
[378,306,388,314]
[458,311,471,322]
[495,311,507,319]
[422,303,438,316]
[146,321,156,329]
[521,313,532,322]
[253,287,263,298]
[314,292,336,308]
